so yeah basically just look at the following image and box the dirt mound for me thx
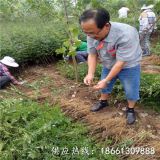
[141,55,160,74]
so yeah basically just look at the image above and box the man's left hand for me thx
[93,79,108,90]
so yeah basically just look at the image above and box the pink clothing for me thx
[0,63,18,84]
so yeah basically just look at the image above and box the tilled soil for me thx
[141,55,160,74]
[1,62,160,160]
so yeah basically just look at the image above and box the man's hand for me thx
[14,80,27,85]
[93,79,108,90]
[84,74,94,85]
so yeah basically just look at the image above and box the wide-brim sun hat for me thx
[141,4,148,10]
[147,5,154,9]
[0,56,19,67]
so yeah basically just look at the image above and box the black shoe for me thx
[142,54,150,57]
[126,110,136,125]
[90,100,109,112]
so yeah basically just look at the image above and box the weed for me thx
[0,99,117,160]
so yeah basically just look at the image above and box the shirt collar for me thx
[103,22,115,43]
[93,22,115,46]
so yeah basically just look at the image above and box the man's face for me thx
[81,19,110,41]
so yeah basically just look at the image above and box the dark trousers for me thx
[76,51,88,63]
[0,75,11,89]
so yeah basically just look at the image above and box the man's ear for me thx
[104,23,110,29]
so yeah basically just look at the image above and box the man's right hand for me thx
[15,80,27,85]
[84,74,94,85]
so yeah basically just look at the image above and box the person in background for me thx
[80,8,142,125]
[0,56,22,89]
[118,7,130,18]
[64,41,88,64]
[139,4,156,56]
[76,41,88,63]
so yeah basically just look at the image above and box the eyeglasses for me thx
[83,28,104,37]
[82,23,109,37]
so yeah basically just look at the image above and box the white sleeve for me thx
[140,17,149,31]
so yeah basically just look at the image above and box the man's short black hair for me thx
[79,8,110,29]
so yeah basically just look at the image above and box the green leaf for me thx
[0,142,4,152]
[63,41,70,48]
[28,151,40,159]
[69,46,76,52]
[72,28,79,37]
[68,50,76,56]
[74,40,81,47]
[55,47,66,54]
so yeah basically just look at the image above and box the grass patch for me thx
[151,42,160,57]
[140,73,160,111]
[0,98,117,160]
[56,61,101,82]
